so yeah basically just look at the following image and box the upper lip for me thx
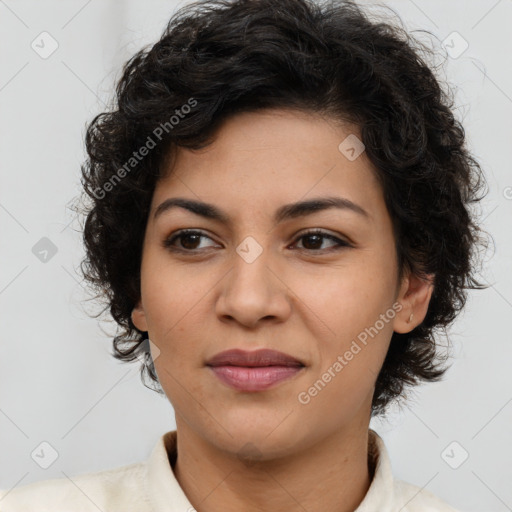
[206,349,305,367]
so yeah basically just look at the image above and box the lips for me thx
[206,348,305,368]
[206,348,305,392]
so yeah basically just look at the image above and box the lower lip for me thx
[208,365,304,391]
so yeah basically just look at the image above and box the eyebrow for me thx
[153,196,369,224]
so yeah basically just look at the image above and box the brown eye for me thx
[178,232,202,250]
[293,230,350,251]
[162,229,351,254]
[163,230,218,252]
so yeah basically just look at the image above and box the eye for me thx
[291,229,351,252]
[163,229,219,252]
[162,228,351,254]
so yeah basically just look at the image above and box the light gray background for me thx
[1,1,511,511]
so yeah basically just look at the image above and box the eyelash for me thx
[162,229,351,254]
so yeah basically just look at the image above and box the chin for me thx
[209,418,304,458]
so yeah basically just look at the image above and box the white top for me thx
[0,428,460,511]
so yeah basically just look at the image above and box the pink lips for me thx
[206,348,305,392]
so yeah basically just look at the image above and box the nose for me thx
[215,245,292,329]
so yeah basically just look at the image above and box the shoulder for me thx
[0,461,150,512]
[365,429,461,512]
[393,478,462,512]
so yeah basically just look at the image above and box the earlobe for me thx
[131,300,149,332]
[393,272,435,334]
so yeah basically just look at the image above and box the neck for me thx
[172,419,373,512]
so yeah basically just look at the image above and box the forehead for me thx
[151,109,385,224]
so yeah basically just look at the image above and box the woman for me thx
[0,0,488,510]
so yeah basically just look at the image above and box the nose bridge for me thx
[216,234,290,326]
[233,235,271,290]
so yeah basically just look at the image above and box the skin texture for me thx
[131,108,434,512]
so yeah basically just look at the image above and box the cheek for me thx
[288,259,396,391]
[292,259,396,336]
[140,254,207,329]
[292,273,393,422]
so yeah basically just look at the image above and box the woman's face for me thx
[132,108,430,459]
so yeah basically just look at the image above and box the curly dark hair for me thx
[73,0,490,417]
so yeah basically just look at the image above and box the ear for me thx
[393,271,435,334]
[131,299,149,332]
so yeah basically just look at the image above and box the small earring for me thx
[408,313,414,323]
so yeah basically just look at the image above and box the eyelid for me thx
[297,228,351,243]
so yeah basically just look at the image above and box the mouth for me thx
[206,348,306,392]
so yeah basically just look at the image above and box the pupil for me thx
[304,234,322,249]
[182,233,200,249]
